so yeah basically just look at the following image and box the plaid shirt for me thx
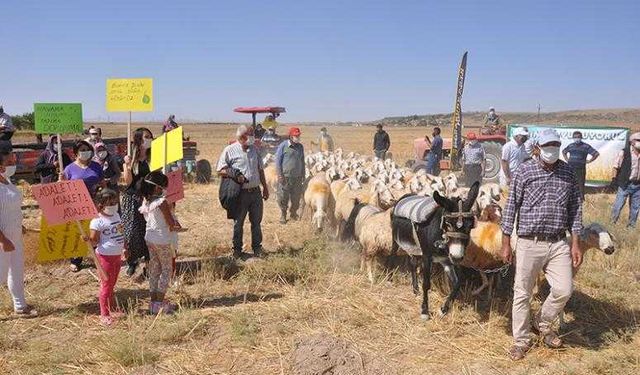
[501,158,582,236]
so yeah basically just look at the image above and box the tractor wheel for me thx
[481,141,502,183]
[195,159,212,184]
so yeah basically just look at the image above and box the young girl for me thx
[138,171,182,314]
[87,187,125,326]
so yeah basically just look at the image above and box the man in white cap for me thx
[501,128,583,360]
[500,127,529,192]
[0,105,15,142]
[611,132,640,228]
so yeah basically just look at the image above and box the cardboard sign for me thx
[31,180,98,226]
[150,127,184,171]
[166,168,185,203]
[34,103,83,134]
[38,218,90,263]
[106,78,153,112]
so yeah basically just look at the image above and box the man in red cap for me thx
[275,127,306,224]
[461,132,486,186]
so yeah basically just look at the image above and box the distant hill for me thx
[372,108,640,128]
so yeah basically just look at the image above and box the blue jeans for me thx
[425,154,440,176]
[611,183,640,228]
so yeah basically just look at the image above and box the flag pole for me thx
[127,111,132,156]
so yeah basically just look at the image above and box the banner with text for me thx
[37,218,90,263]
[34,103,83,134]
[106,78,153,112]
[508,124,630,187]
[31,180,98,226]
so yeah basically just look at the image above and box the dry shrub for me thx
[101,333,160,368]
[22,229,39,267]
[229,310,261,347]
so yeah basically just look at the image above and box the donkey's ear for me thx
[433,190,455,212]
[463,181,481,212]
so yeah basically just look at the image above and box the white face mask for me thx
[97,151,108,160]
[1,165,16,180]
[143,138,152,149]
[103,205,118,216]
[291,136,300,143]
[573,138,582,144]
[634,142,640,151]
[469,140,478,145]
[90,134,98,140]
[79,151,93,161]
[246,136,255,146]
[539,146,560,164]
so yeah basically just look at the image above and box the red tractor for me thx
[233,106,286,155]
[412,130,507,182]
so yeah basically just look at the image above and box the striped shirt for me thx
[501,158,582,236]
[462,142,485,165]
[0,181,23,247]
[216,142,264,189]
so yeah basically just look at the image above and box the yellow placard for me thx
[38,217,90,263]
[150,126,184,171]
[106,78,153,112]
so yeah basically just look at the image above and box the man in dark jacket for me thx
[275,127,305,224]
[373,124,390,160]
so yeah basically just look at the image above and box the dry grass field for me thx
[2,123,640,374]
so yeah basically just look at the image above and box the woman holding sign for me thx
[122,127,154,277]
[0,143,38,317]
[62,140,104,271]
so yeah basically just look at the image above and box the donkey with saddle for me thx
[391,182,480,319]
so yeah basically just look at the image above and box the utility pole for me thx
[537,103,541,121]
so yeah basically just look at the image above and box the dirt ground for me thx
[2,123,640,374]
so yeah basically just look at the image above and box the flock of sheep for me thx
[260,148,615,301]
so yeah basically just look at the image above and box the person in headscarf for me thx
[93,142,122,190]
[163,115,179,133]
[34,135,72,183]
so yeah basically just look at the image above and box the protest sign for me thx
[106,78,153,112]
[508,124,629,187]
[37,218,90,263]
[166,168,185,203]
[31,180,98,226]
[34,103,83,134]
[150,126,184,171]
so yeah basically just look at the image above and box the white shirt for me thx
[0,181,23,246]
[0,113,14,132]
[500,139,527,186]
[90,213,125,256]
[216,142,263,189]
[139,197,173,245]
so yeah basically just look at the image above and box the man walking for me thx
[425,127,443,176]
[0,105,15,142]
[275,127,305,224]
[373,124,390,160]
[500,127,529,192]
[501,129,583,361]
[461,132,485,186]
[311,127,335,152]
[562,131,599,199]
[611,132,640,228]
[216,125,269,259]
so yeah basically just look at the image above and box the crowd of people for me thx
[1,114,639,353]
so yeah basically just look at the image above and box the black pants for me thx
[570,164,586,199]
[374,150,387,160]
[233,189,264,254]
[463,164,483,187]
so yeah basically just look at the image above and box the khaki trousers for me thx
[512,237,573,346]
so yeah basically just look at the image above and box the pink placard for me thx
[166,169,185,204]
[31,180,98,225]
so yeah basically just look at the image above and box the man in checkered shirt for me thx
[501,128,583,361]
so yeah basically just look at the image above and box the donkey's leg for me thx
[441,262,462,317]
[472,272,489,297]
[421,254,433,319]
[410,256,419,295]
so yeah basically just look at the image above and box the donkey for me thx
[391,182,479,320]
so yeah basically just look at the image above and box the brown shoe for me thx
[15,305,39,318]
[532,312,563,349]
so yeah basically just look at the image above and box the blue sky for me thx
[1,0,638,122]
